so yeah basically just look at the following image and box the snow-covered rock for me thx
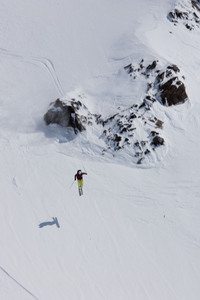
[44,59,188,164]
[168,0,200,30]
[44,98,93,134]
[124,60,188,106]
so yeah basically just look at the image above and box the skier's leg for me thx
[77,180,84,196]
[78,180,81,196]
[80,179,83,195]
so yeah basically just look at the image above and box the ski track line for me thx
[0,266,40,300]
[0,48,65,97]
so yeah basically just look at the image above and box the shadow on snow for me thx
[39,217,60,228]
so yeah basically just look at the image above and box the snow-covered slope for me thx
[0,0,200,299]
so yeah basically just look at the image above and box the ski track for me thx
[0,48,65,97]
[0,266,39,300]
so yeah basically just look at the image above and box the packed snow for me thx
[0,0,200,299]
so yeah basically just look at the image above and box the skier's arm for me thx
[82,172,87,175]
[74,174,77,180]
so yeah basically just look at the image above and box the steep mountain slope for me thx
[0,0,200,299]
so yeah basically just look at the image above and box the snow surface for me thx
[0,0,200,299]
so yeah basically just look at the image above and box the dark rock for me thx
[130,104,138,109]
[185,23,193,30]
[139,62,144,69]
[168,11,177,21]
[137,157,145,164]
[139,101,146,109]
[129,113,137,120]
[159,77,188,106]
[120,127,128,134]
[141,141,146,146]
[146,60,157,71]
[145,96,156,103]
[151,131,159,137]
[165,70,173,78]
[44,98,85,134]
[155,119,163,129]
[144,149,151,155]
[151,136,164,147]
[124,64,134,74]
[193,12,199,18]
[128,127,136,132]
[156,72,165,83]
[167,64,180,73]
[174,9,188,19]
[134,141,142,149]
[168,2,200,30]
[95,114,103,124]
[192,0,200,12]
[114,134,122,142]
[147,83,153,92]
[135,151,141,157]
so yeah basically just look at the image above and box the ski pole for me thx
[69,180,75,189]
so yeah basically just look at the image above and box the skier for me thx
[74,170,87,196]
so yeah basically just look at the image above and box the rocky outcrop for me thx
[98,104,165,164]
[168,0,200,30]
[158,76,187,106]
[151,135,165,147]
[44,98,92,134]
[192,0,200,11]
[44,59,188,164]
[124,60,188,107]
[155,65,188,106]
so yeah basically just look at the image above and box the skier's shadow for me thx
[39,217,60,228]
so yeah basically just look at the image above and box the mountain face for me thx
[1,1,200,300]
[43,0,199,167]
[44,59,188,164]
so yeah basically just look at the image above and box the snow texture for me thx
[0,0,200,299]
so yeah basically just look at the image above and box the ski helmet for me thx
[78,170,82,175]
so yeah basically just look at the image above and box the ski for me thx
[79,187,83,196]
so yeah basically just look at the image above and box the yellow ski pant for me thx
[77,179,83,188]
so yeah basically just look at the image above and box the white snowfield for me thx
[0,0,200,299]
